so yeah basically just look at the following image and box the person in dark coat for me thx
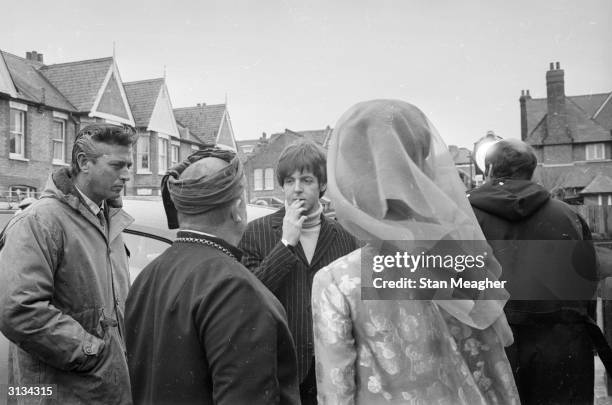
[125,148,300,405]
[239,140,358,405]
[468,139,598,405]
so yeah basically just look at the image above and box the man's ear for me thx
[76,152,91,173]
[320,183,327,195]
[230,198,243,223]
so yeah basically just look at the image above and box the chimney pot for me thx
[549,62,554,70]
[526,90,530,97]
[521,90,525,96]
[555,62,560,69]
[26,52,32,60]
[37,53,43,63]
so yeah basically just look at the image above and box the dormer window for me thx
[586,143,605,161]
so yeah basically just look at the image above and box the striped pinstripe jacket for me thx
[239,208,358,381]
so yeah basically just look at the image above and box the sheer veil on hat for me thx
[327,99,510,334]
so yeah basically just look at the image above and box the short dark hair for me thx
[485,139,537,180]
[71,124,137,175]
[276,140,327,197]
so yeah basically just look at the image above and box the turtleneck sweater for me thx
[299,204,323,264]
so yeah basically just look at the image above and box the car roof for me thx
[121,197,278,240]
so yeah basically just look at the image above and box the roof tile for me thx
[40,57,113,112]
[173,104,226,144]
[124,79,164,127]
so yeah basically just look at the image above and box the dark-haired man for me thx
[239,140,358,404]
[469,139,598,404]
[0,124,136,404]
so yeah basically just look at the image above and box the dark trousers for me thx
[506,323,594,405]
[299,359,317,405]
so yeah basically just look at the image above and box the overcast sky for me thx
[3,0,611,147]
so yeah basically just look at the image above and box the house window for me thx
[586,143,605,161]
[9,107,26,159]
[137,136,150,173]
[254,169,263,191]
[158,138,168,174]
[171,143,180,166]
[52,119,66,163]
[9,185,36,199]
[264,168,274,190]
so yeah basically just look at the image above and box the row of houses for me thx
[235,62,611,210]
[0,50,237,201]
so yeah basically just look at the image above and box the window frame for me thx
[586,143,605,161]
[9,103,27,160]
[170,141,180,166]
[52,118,66,164]
[254,168,263,191]
[264,168,274,191]
[158,138,168,174]
[137,135,151,174]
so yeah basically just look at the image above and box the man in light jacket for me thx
[0,124,136,404]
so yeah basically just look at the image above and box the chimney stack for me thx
[545,61,570,142]
[25,51,43,63]
[519,89,532,140]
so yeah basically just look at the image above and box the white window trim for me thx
[52,119,66,164]
[9,101,27,111]
[158,138,169,175]
[52,111,68,120]
[264,168,275,191]
[254,168,264,191]
[137,135,151,174]
[9,108,26,159]
[170,142,180,165]
[9,154,29,162]
[586,143,605,161]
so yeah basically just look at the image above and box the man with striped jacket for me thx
[240,140,358,405]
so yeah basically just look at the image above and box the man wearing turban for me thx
[125,147,300,405]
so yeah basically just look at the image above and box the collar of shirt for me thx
[74,185,103,216]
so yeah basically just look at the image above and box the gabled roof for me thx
[1,51,74,111]
[580,174,612,194]
[124,79,164,127]
[40,57,113,112]
[289,128,332,146]
[174,104,226,144]
[0,52,17,97]
[524,92,612,145]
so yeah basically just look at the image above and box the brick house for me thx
[0,50,134,203]
[522,62,612,205]
[242,127,332,203]
[124,78,180,196]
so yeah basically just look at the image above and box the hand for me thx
[282,200,307,246]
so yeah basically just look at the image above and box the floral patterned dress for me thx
[312,247,520,405]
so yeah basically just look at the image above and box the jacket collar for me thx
[42,168,133,241]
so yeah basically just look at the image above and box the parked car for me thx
[0,197,276,398]
[250,196,284,208]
